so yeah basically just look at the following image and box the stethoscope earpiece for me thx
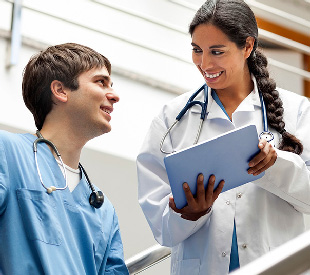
[89,191,104,209]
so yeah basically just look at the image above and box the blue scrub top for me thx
[0,131,129,275]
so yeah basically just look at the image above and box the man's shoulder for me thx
[0,131,34,159]
[0,130,28,146]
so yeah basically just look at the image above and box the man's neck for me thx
[38,126,85,169]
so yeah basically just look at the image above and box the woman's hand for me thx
[169,173,225,221]
[248,138,277,176]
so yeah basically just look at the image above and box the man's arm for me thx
[100,211,129,275]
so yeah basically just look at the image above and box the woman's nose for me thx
[200,54,213,71]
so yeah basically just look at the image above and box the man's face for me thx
[67,66,119,138]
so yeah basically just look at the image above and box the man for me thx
[0,43,129,274]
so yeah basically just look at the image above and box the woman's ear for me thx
[50,80,68,103]
[244,37,255,59]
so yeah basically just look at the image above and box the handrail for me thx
[126,229,310,274]
[232,230,310,275]
[125,230,310,274]
[125,244,171,274]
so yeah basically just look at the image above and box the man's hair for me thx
[22,43,111,130]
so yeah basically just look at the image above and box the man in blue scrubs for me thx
[0,43,129,274]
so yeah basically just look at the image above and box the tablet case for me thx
[164,124,264,209]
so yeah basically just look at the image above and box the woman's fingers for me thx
[169,196,182,213]
[169,173,224,220]
[196,173,206,200]
[213,180,225,201]
[183,182,196,206]
[248,139,277,175]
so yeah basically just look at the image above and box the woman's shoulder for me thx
[278,87,309,103]
[278,87,310,110]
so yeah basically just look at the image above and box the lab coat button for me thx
[222,252,226,257]
[237,193,242,199]
[242,244,247,249]
[226,200,230,205]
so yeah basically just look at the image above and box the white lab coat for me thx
[137,78,310,275]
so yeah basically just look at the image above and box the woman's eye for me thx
[211,50,223,55]
[192,48,202,54]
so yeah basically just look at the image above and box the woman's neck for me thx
[214,75,254,119]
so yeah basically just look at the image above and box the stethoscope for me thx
[33,131,104,208]
[160,83,274,154]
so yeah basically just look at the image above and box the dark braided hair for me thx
[189,0,303,154]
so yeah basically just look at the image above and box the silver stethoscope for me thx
[33,131,104,208]
[160,83,274,154]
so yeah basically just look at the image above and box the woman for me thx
[137,0,310,274]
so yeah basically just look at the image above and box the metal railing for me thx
[232,230,310,275]
[126,230,310,274]
[125,245,171,274]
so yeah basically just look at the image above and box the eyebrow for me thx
[93,74,111,81]
[92,74,112,84]
[191,42,226,49]
[92,74,113,86]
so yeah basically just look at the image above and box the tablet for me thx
[164,124,264,209]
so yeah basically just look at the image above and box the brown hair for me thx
[22,43,111,130]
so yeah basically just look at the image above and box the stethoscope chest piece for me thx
[89,191,104,209]
[259,131,274,143]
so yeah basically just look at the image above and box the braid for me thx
[248,49,303,155]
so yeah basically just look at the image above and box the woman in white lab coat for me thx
[137,0,310,274]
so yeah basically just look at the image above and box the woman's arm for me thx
[137,116,213,247]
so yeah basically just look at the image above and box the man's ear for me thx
[244,36,255,59]
[50,80,68,103]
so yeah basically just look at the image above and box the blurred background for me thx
[0,0,309,273]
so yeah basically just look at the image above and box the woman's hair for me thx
[189,0,303,154]
[22,43,111,130]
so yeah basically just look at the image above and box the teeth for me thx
[101,108,111,114]
[205,71,222,78]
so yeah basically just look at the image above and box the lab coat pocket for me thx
[178,259,200,275]
[16,189,62,245]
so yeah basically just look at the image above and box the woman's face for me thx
[191,24,253,92]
